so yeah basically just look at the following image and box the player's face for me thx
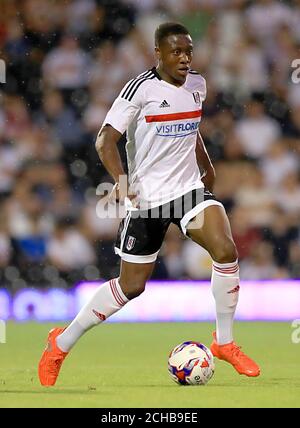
[155,34,193,86]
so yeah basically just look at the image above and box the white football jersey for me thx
[102,67,206,209]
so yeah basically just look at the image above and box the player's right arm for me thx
[95,76,145,203]
[96,124,125,182]
[95,124,128,202]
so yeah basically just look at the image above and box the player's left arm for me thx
[195,129,216,192]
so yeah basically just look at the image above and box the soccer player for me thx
[38,22,260,386]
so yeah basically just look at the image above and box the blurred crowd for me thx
[0,0,300,291]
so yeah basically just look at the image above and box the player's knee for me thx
[211,240,238,264]
[122,281,146,300]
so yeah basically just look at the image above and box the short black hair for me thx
[155,22,190,47]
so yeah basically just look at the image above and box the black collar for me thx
[151,67,162,80]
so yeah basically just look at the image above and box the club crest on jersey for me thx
[126,235,136,251]
[193,91,201,105]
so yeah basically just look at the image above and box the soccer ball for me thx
[168,341,215,386]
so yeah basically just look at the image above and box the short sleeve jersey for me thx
[102,67,206,209]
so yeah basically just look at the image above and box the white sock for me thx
[57,278,128,352]
[211,259,240,345]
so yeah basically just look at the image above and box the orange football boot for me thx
[38,327,68,386]
[210,332,260,377]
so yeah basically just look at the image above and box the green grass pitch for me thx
[0,321,299,408]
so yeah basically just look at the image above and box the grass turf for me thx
[0,321,299,408]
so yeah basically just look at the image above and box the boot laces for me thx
[231,343,247,360]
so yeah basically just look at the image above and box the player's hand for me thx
[108,182,139,209]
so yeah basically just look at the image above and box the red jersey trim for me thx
[145,110,202,123]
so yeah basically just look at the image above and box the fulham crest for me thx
[126,235,136,251]
[193,91,201,105]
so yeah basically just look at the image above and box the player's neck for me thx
[155,66,185,88]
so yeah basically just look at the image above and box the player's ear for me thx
[155,46,161,61]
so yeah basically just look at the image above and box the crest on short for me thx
[126,235,136,251]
